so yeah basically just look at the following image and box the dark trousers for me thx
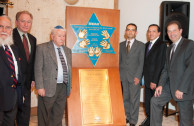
[0,92,17,126]
[38,84,67,126]
[144,86,155,117]
[16,89,31,126]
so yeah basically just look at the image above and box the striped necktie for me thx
[4,45,17,88]
[57,48,68,84]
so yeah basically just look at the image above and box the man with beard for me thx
[119,23,145,126]
[0,15,22,126]
[13,11,36,126]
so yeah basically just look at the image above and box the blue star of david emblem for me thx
[71,13,115,66]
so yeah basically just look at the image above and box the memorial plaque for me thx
[79,69,113,125]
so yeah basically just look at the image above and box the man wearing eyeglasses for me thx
[119,23,145,126]
[0,15,22,126]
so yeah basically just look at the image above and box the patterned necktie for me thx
[23,34,30,62]
[4,45,17,88]
[126,41,130,53]
[57,48,68,84]
[146,42,152,56]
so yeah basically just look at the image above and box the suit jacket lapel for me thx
[48,41,58,65]
[27,33,35,62]
[0,47,10,69]
[170,38,184,67]
[147,38,160,56]
[14,28,28,61]
[129,40,138,54]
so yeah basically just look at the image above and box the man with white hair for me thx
[0,15,22,126]
[35,25,72,126]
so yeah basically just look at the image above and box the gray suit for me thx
[35,41,72,126]
[119,40,145,124]
[151,38,194,126]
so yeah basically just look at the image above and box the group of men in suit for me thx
[0,11,72,126]
[119,21,194,126]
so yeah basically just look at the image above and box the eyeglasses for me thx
[126,29,136,32]
[0,25,12,31]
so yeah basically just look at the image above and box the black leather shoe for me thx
[126,119,129,123]
[130,123,135,126]
[139,117,150,126]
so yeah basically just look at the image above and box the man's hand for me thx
[31,81,35,88]
[23,96,25,103]
[38,88,45,97]
[175,90,183,99]
[150,82,156,90]
[154,86,162,97]
[134,77,140,85]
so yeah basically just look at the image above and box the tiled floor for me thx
[29,105,179,126]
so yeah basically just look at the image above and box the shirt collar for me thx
[150,37,159,45]
[17,28,28,37]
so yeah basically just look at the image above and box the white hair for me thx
[0,33,14,47]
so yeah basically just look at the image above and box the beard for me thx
[0,33,14,47]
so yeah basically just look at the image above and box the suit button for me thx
[55,78,57,80]
[56,68,58,71]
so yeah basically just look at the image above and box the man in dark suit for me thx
[140,24,167,126]
[0,15,22,126]
[151,21,194,126]
[35,26,72,126]
[119,23,145,126]
[13,11,36,126]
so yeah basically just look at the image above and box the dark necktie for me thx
[57,48,68,84]
[23,34,30,62]
[170,44,175,62]
[146,42,152,56]
[4,45,17,88]
[126,41,130,54]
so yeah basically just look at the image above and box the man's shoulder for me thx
[135,39,145,46]
[37,41,51,49]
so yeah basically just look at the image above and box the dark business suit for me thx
[0,45,22,126]
[13,28,36,126]
[35,41,72,126]
[151,38,194,126]
[119,39,145,124]
[143,38,167,117]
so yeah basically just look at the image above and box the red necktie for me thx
[23,34,30,61]
[4,45,17,88]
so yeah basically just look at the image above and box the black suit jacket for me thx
[0,45,22,111]
[143,38,167,88]
[13,28,36,96]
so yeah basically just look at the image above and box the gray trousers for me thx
[38,84,67,126]
[122,80,141,124]
[150,86,193,126]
